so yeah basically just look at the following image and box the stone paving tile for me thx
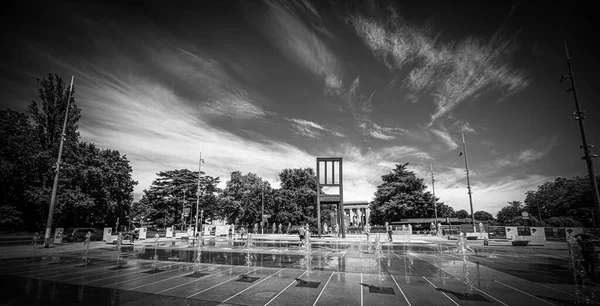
[0,237,595,305]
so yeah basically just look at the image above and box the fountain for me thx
[193,231,204,276]
[240,234,256,281]
[374,234,385,290]
[566,235,593,304]
[295,229,317,288]
[31,232,40,261]
[151,233,159,272]
[113,231,123,269]
[401,225,411,254]
[82,231,91,266]
[455,232,474,295]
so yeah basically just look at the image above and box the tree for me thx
[496,201,524,224]
[473,210,494,221]
[276,168,320,226]
[524,176,598,227]
[545,216,582,227]
[436,203,455,219]
[219,171,268,226]
[0,205,23,230]
[1,74,137,230]
[0,110,37,213]
[137,169,220,228]
[454,209,469,219]
[25,74,82,229]
[369,163,439,224]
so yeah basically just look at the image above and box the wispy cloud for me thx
[286,118,345,139]
[481,135,558,174]
[199,90,266,119]
[517,149,545,163]
[516,135,558,163]
[349,4,529,125]
[429,125,459,150]
[262,0,343,92]
[450,119,476,133]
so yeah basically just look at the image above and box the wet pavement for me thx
[0,236,598,305]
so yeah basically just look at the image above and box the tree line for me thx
[0,74,137,231]
[131,168,331,229]
[2,74,596,231]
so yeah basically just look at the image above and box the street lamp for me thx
[261,182,265,234]
[182,189,187,231]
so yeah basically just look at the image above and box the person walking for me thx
[298,225,306,248]
[364,223,371,241]
[387,223,393,242]
[334,223,340,237]
[228,226,233,240]
[240,227,245,240]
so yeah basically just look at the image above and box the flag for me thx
[201,159,205,164]
[458,152,463,157]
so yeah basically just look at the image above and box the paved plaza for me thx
[0,235,598,305]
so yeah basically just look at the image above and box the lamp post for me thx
[261,183,264,234]
[461,133,476,233]
[195,151,203,236]
[181,189,187,231]
[431,164,438,231]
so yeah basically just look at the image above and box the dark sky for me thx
[2,0,599,214]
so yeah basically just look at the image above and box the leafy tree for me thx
[60,143,137,227]
[0,110,37,211]
[0,74,137,231]
[453,209,469,219]
[473,210,494,221]
[496,201,524,224]
[0,205,23,230]
[276,168,321,226]
[369,163,439,224]
[137,169,220,228]
[218,171,267,226]
[524,176,598,227]
[545,216,582,227]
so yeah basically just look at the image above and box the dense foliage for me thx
[0,74,137,230]
[132,169,220,229]
[369,163,453,224]
[523,176,598,227]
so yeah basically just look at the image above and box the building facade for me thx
[342,201,370,227]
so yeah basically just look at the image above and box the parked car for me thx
[64,228,103,242]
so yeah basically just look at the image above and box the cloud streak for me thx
[429,126,459,150]
[262,0,343,93]
[349,4,529,125]
[286,118,345,139]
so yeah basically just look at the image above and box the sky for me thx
[2,0,599,216]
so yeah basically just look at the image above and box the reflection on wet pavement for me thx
[1,239,599,305]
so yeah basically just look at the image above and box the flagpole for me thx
[44,76,74,248]
[461,133,476,233]
[431,164,438,229]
